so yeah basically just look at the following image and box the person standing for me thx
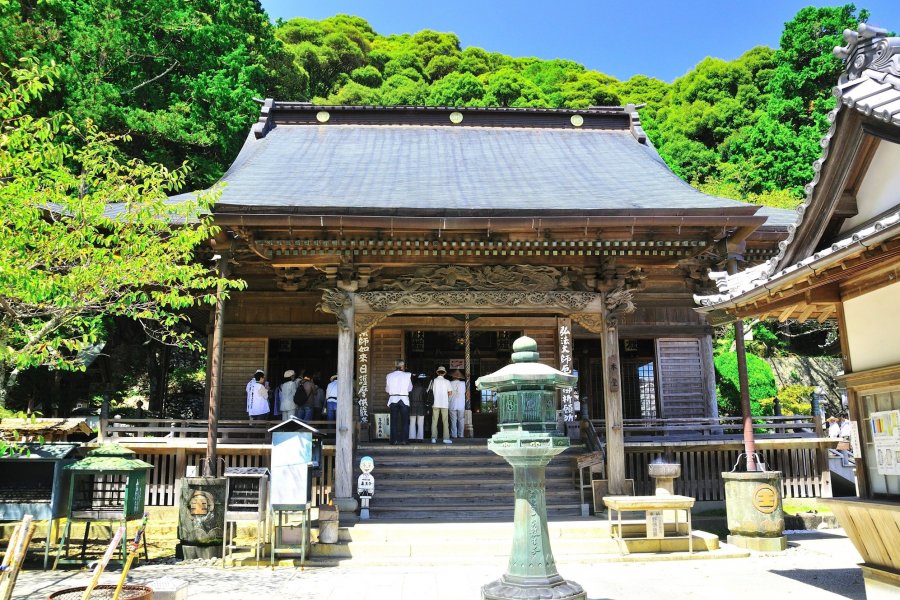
[408,373,428,442]
[386,359,412,445]
[279,370,299,421]
[449,369,467,439]
[325,374,339,421]
[298,371,316,421]
[430,366,453,444]
[247,370,270,420]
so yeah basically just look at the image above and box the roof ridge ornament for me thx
[252,98,276,139]
[834,23,900,84]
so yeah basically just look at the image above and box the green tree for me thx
[2,0,295,188]
[714,351,778,416]
[724,4,869,196]
[427,72,486,106]
[0,63,243,408]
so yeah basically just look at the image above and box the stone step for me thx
[291,520,724,565]
[373,488,579,500]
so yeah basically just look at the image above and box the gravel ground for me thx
[10,530,866,600]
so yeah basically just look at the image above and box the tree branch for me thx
[124,60,179,95]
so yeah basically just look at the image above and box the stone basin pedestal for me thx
[648,462,681,496]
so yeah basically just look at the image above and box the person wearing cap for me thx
[408,373,428,442]
[247,370,270,420]
[386,359,412,445]
[278,370,300,421]
[449,369,467,439]
[429,366,453,444]
[325,374,339,421]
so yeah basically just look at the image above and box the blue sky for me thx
[259,1,900,82]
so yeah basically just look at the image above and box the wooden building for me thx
[190,102,794,510]
[695,25,900,595]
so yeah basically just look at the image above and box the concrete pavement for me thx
[11,530,866,599]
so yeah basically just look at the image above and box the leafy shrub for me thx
[714,351,777,416]
[758,385,813,416]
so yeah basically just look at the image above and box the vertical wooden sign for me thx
[357,330,370,425]
[558,317,575,421]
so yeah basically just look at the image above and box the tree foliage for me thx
[0,62,243,407]
[0,0,296,188]
[714,351,778,416]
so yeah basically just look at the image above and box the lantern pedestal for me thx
[483,432,585,600]
[476,336,585,600]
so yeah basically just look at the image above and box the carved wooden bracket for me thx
[355,313,389,333]
[317,289,353,330]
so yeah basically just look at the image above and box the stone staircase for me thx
[357,439,583,520]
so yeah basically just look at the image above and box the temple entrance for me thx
[403,329,521,438]
[268,337,338,391]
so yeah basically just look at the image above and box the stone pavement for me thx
[11,530,865,600]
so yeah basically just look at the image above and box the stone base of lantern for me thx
[482,573,585,600]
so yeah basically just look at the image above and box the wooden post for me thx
[204,256,228,477]
[727,253,757,472]
[602,312,626,494]
[700,334,718,418]
[334,294,357,512]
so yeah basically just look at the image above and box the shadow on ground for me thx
[769,568,864,600]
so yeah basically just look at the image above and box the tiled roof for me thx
[200,104,794,227]
[695,24,900,310]
[695,207,900,308]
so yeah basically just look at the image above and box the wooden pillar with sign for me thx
[318,289,358,513]
[557,317,577,440]
[602,312,626,495]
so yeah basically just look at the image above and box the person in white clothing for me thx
[246,369,264,410]
[385,359,412,445]
[325,375,339,421]
[279,370,300,421]
[449,369,467,438]
[429,366,453,444]
[247,371,270,420]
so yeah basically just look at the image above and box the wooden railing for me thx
[101,417,833,506]
[590,416,822,441]
[100,418,337,444]
[111,442,336,508]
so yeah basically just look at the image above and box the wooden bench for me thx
[603,495,695,554]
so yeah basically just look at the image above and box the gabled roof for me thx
[268,416,322,435]
[695,24,900,315]
[206,103,794,227]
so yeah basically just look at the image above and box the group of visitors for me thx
[386,360,468,445]
[828,415,852,439]
[245,369,338,422]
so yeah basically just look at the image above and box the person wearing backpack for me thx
[298,372,316,421]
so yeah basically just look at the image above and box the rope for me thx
[464,316,471,410]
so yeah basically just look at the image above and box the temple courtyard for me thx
[9,529,864,599]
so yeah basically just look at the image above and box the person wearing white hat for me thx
[449,369,467,439]
[429,366,453,444]
[279,369,300,421]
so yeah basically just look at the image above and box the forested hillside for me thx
[0,3,872,196]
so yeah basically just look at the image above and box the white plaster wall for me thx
[841,140,900,233]
[844,281,900,372]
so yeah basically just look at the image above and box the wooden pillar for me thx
[334,294,357,512]
[700,334,718,418]
[204,256,228,477]
[602,312,626,494]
